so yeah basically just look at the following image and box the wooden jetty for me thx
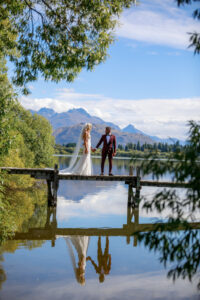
[0,164,189,207]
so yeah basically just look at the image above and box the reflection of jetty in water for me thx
[6,192,200,289]
[12,200,200,247]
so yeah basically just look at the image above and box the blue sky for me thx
[19,0,200,140]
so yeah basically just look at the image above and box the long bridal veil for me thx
[59,123,92,175]
[65,236,90,285]
[59,124,84,174]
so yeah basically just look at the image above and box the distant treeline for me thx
[117,141,185,152]
[55,141,185,157]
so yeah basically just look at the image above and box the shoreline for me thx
[54,154,131,160]
[53,154,194,162]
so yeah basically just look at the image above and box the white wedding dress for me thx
[65,236,90,284]
[59,124,92,175]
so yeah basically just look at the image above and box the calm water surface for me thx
[0,157,199,300]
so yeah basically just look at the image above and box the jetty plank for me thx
[0,167,188,187]
[141,180,189,188]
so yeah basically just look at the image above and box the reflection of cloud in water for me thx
[3,271,199,300]
[57,184,200,222]
[57,183,127,221]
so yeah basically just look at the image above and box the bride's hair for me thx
[81,123,92,139]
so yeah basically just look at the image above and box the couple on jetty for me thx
[60,123,117,176]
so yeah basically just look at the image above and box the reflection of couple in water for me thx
[65,236,111,285]
[87,237,111,283]
[65,236,89,285]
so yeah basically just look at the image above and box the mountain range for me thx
[30,107,184,146]
[122,124,181,145]
[53,123,154,147]
[30,107,120,130]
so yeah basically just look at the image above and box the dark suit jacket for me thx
[96,134,116,153]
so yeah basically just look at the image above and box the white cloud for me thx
[20,88,200,140]
[21,96,76,112]
[116,0,199,49]
[166,51,181,56]
[5,271,199,300]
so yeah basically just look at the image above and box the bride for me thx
[60,123,93,175]
[65,236,90,285]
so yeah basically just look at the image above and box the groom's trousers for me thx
[101,150,113,174]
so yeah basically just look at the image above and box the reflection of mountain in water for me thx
[58,180,115,201]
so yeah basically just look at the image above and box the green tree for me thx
[137,225,200,290]
[0,95,55,243]
[137,121,200,217]
[0,58,16,159]
[175,0,200,54]
[1,0,136,93]
[118,144,123,150]
[136,141,140,151]
[13,106,55,167]
[66,143,76,148]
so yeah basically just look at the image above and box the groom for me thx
[93,127,116,176]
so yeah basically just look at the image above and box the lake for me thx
[0,157,200,300]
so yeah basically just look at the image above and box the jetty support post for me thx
[51,207,57,247]
[128,165,134,206]
[52,164,59,207]
[47,179,53,207]
[126,199,132,244]
[127,165,141,208]
[133,206,139,247]
[135,167,141,205]
[126,199,139,247]
[45,207,57,247]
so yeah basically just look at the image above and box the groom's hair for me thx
[106,126,111,131]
